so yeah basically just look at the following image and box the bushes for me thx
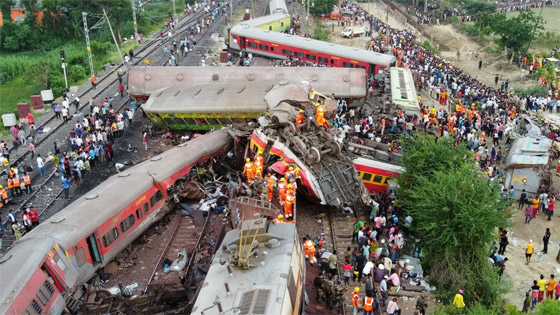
[69,65,87,84]
[312,20,329,41]
[514,86,549,97]
[421,40,440,55]
[460,23,479,36]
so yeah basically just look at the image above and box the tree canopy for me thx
[464,0,497,20]
[310,0,337,15]
[489,10,545,54]
[397,135,510,309]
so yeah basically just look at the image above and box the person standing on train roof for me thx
[242,158,255,182]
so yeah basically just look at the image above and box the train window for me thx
[144,202,149,214]
[218,118,233,124]
[281,49,291,55]
[247,42,257,48]
[258,44,269,51]
[120,214,136,233]
[75,247,87,267]
[270,46,275,52]
[281,22,284,27]
[342,62,354,68]
[163,117,177,125]
[25,300,42,315]
[269,26,272,31]
[184,118,196,125]
[362,173,372,181]
[150,190,163,207]
[305,54,316,61]
[36,280,55,306]
[355,64,366,70]
[293,51,304,58]
[102,228,119,248]
[318,57,329,64]
[195,118,208,125]
[373,175,384,183]
[206,118,221,125]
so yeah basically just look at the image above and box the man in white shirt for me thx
[387,298,401,315]
[37,154,45,177]
[362,259,374,276]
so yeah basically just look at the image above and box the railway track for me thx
[0,5,232,249]
[322,208,359,315]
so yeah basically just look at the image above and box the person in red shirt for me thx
[119,84,125,97]
[28,207,39,228]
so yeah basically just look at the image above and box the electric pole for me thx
[82,12,95,78]
[131,0,138,40]
[60,50,68,90]
[103,9,126,67]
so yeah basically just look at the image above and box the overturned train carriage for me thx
[128,66,367,102]
[0,130,233,315]
[141,81,337,130]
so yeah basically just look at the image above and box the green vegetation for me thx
[513,85,549,97]
[312,20,329,41]
[397,135,510,311]
[463,0,497,20]
[0,0,184,115]
[420,40,440,55]
[310,0,338,15]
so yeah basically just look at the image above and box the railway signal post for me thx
[60,50,68,89]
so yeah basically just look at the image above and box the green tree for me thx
[490,10,545,55]
[310,0,337,15]
[93,0,132,43]
[464,0,497,20]
[0,0,14,24]
[397,135,509,308]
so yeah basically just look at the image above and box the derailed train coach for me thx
[128,66,368,104]
[0,130,233,315]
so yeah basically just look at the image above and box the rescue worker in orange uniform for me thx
[274,214,285,223]
[302,237,317,265]
[363,295,375,315]
[316,104,328,128]
[242,158,255,182]
[12,175,22,197]
[254,152,264,170]
[352,287,362,314]
[22,172,32,194]
[0,185,7,206]
[285,166,295,180]
[296,109,305,128]
[254,166,263,181]
[8,168,15,178]
[284,186,295,220]
[287,180,296,196]
[7,176,15,198]
[278,178,287,203]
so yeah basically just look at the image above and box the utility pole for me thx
[131,0,138,40]
[172,0,177,21]
[306,0,309,21]
[60,50,68,90]
[82,12,95,78]
[103,9,126,67]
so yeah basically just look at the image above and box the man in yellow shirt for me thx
[453,289,465,308]
[537,274,547,302]
[526,240,534,264]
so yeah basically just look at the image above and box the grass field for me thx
[506,5,560,33]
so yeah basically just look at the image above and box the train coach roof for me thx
[0,237,54,312]
[230,24,396,65]
[22,171,155,249]
[142,82,311,113]
[129,66,366,98]
[192,222,297,315]
[269,0,288,14]
[241,12,289,28]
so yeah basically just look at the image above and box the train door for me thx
[331,58,341,67]
[239,37,246,49]
[86,234,102,266]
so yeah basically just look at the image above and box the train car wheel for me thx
[330,142,342,155]
[309,147,321,164]
[283,122,296,137]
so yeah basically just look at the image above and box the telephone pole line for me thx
[103,9,126,67]
[131,0,138,40]
[82,12,95,78]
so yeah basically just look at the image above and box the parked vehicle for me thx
[341,26,364,38]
